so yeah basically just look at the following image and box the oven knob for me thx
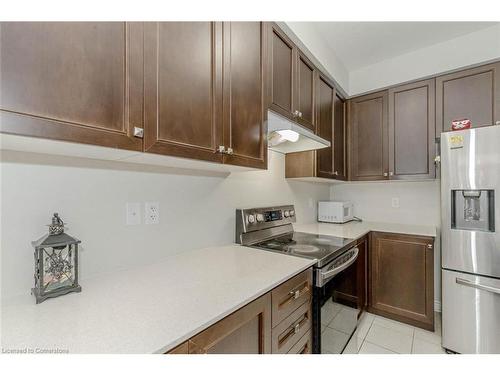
[289,210,295,217]
[248,214,255,224]
[256,213,265,222]
[284,210,290,218]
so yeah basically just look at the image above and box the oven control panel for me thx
[236,205,296,239]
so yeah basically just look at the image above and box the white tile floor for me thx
[344,312,446,354]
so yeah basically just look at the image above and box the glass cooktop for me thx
[253,231,356,267]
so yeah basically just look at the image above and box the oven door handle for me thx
[319,247,359,284]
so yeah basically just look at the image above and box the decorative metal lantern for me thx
[31,213,81,304]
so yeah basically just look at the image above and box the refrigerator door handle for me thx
[456,277,500,295]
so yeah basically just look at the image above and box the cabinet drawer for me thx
[272,301,312,354]
[288,329,312,354]
[272,269,312,327]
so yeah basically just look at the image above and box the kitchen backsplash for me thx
[1,150,330,300]
[330,180,440,226]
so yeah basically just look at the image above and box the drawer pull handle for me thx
[290,289,301,300]
[278,314,309,347]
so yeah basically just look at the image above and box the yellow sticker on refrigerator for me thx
[450,135,464,149]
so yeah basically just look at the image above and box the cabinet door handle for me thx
[226,147,233,155]
[334,171,338,176]
[383,172,388,177]
[389,171,393,176]
[216,145,226,154]
[293,110,300,117]
[133,127,144,138]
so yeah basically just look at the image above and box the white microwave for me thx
[318,201,354,224]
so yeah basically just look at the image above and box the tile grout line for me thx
[358,314,375,353]
[410,328,415,354]
[365,318,414,354]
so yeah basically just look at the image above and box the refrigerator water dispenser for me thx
[451,190,495,232]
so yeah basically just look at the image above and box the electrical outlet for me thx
[145,202,160,225]
[391,197,400,208]
[126,202,141,225]
[308,198,314,209]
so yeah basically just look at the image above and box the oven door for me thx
[312,246,366,354]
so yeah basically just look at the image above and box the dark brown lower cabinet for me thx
[188,293,272,354]
[167,269,312,354]
[368,232,434,331]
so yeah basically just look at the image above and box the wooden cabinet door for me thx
[388,79,436,180]
[221,22,267,169]
[143,22,223,162]
[296,52,316,131]
[268,24,296,120]
[436,62,500,137]
[316,74,335,179]
[188,293,272,354]
[349,91,389,181]
[333,93,347,180]
[369,232,434,331]
[0,22,143,151]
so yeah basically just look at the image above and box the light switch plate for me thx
[391,197,400,208]
[126,202,141,225]
[145,202,160,225]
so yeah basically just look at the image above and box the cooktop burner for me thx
[254,231,355,267]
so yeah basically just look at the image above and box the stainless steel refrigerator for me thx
[441,125,500,354]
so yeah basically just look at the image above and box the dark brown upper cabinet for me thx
[333,93,347,180]
[296,52,316,131]
[388,79,436,180]
[285,73,346,181]
[369,232,434,331]
[268,24,317,131]
[143,22,267,169]
[143,22,223,163]
[436,62,500,137]
[221,22,267,169]
[315,74,335,179]
[268,24,296,120]
[348,91,389,181]
[0,22,143,151]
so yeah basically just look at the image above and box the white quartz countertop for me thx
[294,220,436,240]
[1,245,315,354]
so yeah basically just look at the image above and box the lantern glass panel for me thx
[42,244,76,292]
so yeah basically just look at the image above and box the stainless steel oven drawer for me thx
[442,269,500,353]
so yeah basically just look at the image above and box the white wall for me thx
[0,150,330,300]
[349,24,500,95]
[285,22,350,94]
[330,180,442,309]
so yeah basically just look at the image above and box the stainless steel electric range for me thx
[236,205,364,354]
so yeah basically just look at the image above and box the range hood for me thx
[267,110,330,153]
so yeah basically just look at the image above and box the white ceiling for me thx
[311,22,499,70]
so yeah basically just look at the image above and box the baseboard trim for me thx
[434,300,442,312]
